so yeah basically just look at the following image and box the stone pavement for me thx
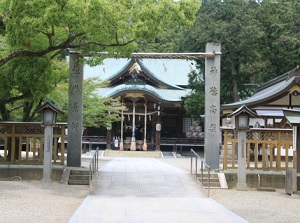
[69,157,248,223]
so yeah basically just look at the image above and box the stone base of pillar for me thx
[143,139,147,151]
[130,138,136,151]
[42,178,52,184]
[155,145,160,151]
[119,139,124,150]
[236,182,248,191]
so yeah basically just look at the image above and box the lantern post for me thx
[35,100,64,183]
[228,105,258,191]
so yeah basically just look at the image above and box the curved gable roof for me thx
[96,84,190,103]
[222,67,300,110]
[84,58,194,89]
[84,58,131,81]
[138,59,192,88]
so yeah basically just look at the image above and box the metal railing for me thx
[190,149,211,197]
[89,148,99,194]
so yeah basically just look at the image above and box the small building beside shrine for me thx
[220,66,300,171]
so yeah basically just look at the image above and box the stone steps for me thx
[196,172,228,189]
[68,169,90,185]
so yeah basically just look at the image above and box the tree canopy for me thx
[0,0,200,121]
[179,0,300,119]
[0,0,200,66]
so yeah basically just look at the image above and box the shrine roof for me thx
[95,84,191,103]
[222,67,300,111]
[84,58,195,88]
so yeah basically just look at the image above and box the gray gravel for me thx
[210,188,300,223]
[0,181,88,223]
[161,157,300,223]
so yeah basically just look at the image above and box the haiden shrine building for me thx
[84,58,204,153]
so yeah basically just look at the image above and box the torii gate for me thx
[67,43,221,170]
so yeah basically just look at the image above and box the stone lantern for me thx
[35,100,64,183]
[228,105,258,191]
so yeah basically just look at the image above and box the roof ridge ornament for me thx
[129,62,142,74]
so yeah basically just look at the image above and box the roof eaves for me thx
[256,67,299,92]
[222,74,296,110]
[106,84,185,103]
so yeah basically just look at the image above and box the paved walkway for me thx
[69,157,248,223]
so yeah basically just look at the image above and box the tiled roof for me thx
[84,58,195,102]
[84,58,130,81]
[222,67,300,110]
[84,58,195,87]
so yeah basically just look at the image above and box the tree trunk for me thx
[0,104,10,121]
[232,78,239,102]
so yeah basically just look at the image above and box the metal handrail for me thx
[190,149,211,197]
[89,148,99,194]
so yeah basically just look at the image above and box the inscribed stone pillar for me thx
[42,125,53,183]
[237,130,247,191]
[204,43,221,170]
[296,126,300,190]
[67,51,83,167]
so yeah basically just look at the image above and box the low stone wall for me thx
[0,165,63,182]
[225,172,286,189]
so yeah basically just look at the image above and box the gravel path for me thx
[210,188,300,223]
[2,157,300,223]
[161,157,300,223]
[0,181,88,223]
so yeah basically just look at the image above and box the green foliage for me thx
[47,76,126,128]
[257,0,300,80]
[0,0,200,121]
[0,55,59,121]
[0,0,200,65]
[44,60,69,122]
[184,69,205,120]
[178,0,300,113]
[178,0,264,104]
[5,0,197,55]
[137,27,186,53]
[82,77,125,128]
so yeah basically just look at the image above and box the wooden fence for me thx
[222,128,295,170]
[0,122,67,165]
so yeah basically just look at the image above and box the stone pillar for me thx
[204,43,221,170]
[237,130,247,191]
[295,126,300,190]
[67,51,84,167]
[120,105,124,151]
[130,100,136,150]
[42,125,53,183]
[155,122,161,151]
[143,102,148,151]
